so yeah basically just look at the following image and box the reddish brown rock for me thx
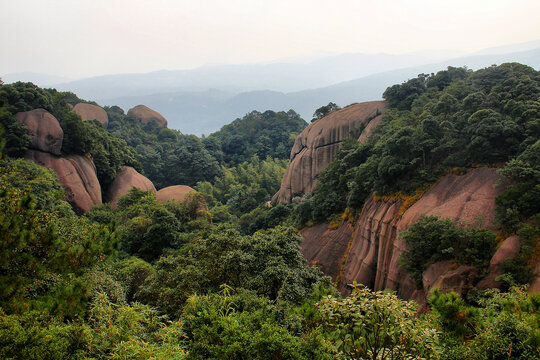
[25,150,101,213]
[301,167,504,302]
[422,260,455,292]
[127,105,168,127]
[431,265,477,295]
[73,103,109,128]
[106,166,156,207]
[272,101,386,203]
[16,109,63,155]
[156,185,197,203]
[477,236,521,289]
[528,251,540,293]
[300,222,353,281]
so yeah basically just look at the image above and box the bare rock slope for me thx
[273,101,386,203]
[300,168,506,302]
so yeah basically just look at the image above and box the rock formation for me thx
[156,185,197,203]
[127,105,168,127]
[15,109,63,155]
[106,166,156,207]
[273,101,386,203]
[73,103,109,128]
[25,150,102,214]
[300,167,506,303]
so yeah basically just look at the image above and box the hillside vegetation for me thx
[0,64,539,359]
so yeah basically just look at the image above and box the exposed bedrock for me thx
[15,109,63,155]
[106,166,156,207]
[127,105,168,127]
[300,167,507,301]
[26,149,102,213]
[273,101,386,203]
[73,103,109,128]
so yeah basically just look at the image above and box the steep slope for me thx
[272,101,386,203]
[300,167,506,303]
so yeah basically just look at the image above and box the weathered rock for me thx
[156,185,197,203]
[73,103,109,128]
[127,105,168,127]
[477,235,521,289]
[300,222,353,281]
[272,101,386,203]
[16,109,63,155]
[25,149,101,213]
[301,167,504,301]
[431,265,477,295]
[529,257,540,293]
[422,260,455,292]
[106,166,156,207]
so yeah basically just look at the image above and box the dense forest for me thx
[0,64,539,359]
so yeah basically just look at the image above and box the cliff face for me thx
[300,168,508,302]
[272,101,386,203]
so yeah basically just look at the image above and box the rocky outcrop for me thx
[73,103,109,128]
[477,235,521,289]
[156,185,197,203]
[15,109,63,155]
[300,222,353,280]
[272,101,386,203]
[26,150,101,213]
[127,105,168,127]
[300,167,505,302]
[106,166,156,207]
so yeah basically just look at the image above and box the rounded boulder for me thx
[127,105,168,127]
[16,109,63,155]
[107,166,156,207]
[73,103,109,128]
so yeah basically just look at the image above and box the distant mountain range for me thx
[4,41,540,135]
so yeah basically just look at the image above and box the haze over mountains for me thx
[4,41,540,135]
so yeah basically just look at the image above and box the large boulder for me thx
[25,149,102,213]
[15,109,63,155]
[272,101,386,203]
[106,166,156,207]
[73,103,109,128]
[127,105,168,127]
[156,185,197,203]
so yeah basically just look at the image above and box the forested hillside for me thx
[0,64,539,359]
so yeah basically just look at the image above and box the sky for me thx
[1,0,539,79]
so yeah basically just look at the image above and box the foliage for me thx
[195,155,288,222]
[401,216,497,285]
[182,287,329,360]
[207,109,306,166]
[106,106,222,188]
[307,64,539,224]
[137,225,327,317]
[312,102,341,122]
[317,285,438,359]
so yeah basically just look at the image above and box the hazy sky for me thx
[1,0,539,79]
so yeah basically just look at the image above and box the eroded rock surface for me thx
[300,222,353,280]
[273,101,386,203]
[301,168,505,302]
[26,150,101,213]
[73,103,109,128]
[477,235,521,289]
[127,105,168,127]
[16,109,63,155]
[106,166,156,207]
